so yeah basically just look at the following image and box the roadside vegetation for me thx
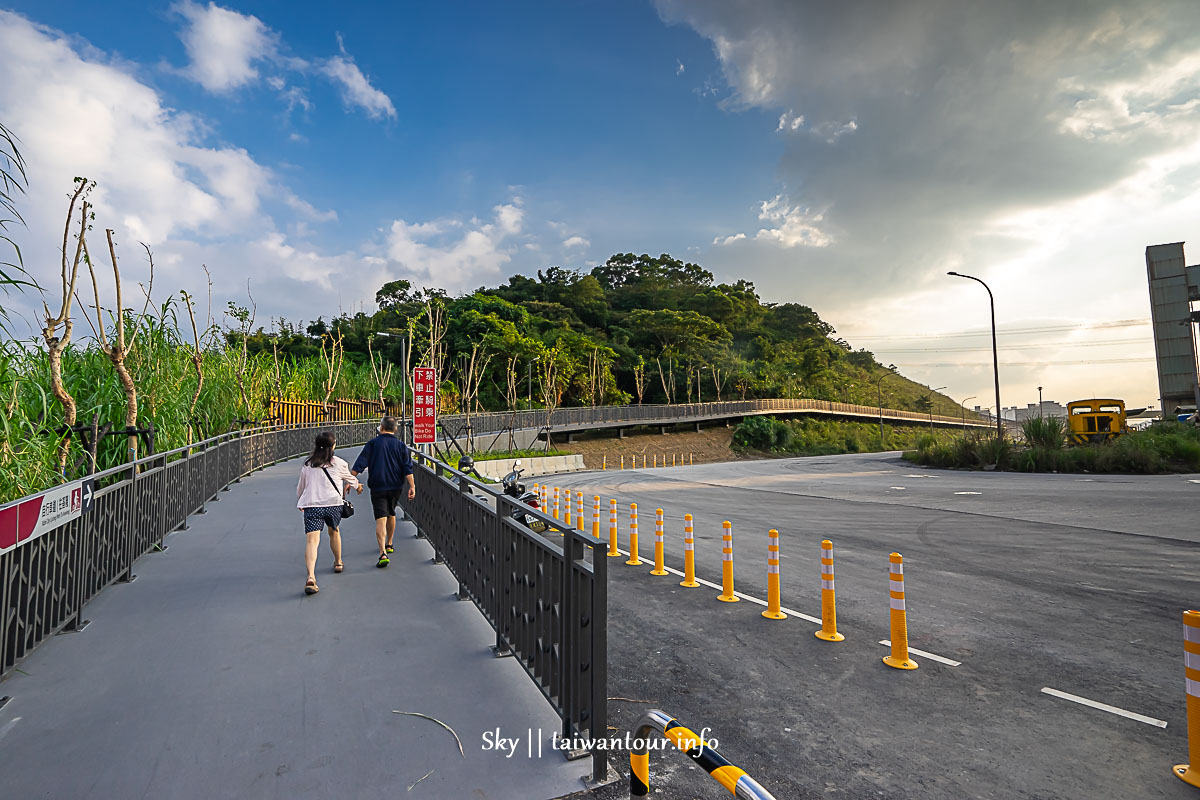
[732,415,962,457]
[904,418,1200,473]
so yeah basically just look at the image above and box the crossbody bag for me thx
[321,466,355,518]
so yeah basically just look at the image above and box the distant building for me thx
[1146,242,1200,415]
[1000,401,1067,423]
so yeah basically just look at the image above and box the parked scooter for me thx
[501,460,547,533]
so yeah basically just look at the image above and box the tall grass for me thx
[0,300,391,503]
[734,416,960,456]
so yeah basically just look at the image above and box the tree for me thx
[41,178,92,473]
[375,279,414,310]
[79,228,155,461]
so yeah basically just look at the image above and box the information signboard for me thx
[412,367,437,444]
[0,477,90,555]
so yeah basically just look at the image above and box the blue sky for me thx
[4,1,1200,409]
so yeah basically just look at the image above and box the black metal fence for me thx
[438,398,989,437]
[0,419,378,682]
[399,453,608,783]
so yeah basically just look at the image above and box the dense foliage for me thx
[733,416,962,457]
[260,253,965,417]
[905,421,1200,473]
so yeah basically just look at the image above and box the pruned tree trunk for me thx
[633,358,646,405]
[42,178,91,474]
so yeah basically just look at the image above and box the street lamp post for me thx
[948,271,1003,440]
[1038,386,1043,419]
[961,395,977,432]
[870,368,897,447]
[926,385,947,431]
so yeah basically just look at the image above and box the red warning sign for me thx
[412,367,437,444]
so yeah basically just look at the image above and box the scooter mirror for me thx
[513,459,521,468]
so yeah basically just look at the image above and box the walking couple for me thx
[294,416,416,595]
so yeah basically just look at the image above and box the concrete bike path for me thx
[0,446,589,800]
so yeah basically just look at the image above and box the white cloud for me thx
[384,202,524,292]
[563,235,589,249]
[172,1,276,92]
[776,110,804,131]
[715,195,832,249]
[321,54,397,120]
[676,60,685,75]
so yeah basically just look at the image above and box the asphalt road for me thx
[550,452,1200,799]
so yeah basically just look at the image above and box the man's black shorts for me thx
[371,489,402,520]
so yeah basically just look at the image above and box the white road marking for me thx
[1040,687,1167,728]
[889,486,906,490]
[954,491,982,496]
[878,640,961,666]
[1188,479,1200,484]
[904,475,938,479]
[613,548,822,624]
[0,716,21,743]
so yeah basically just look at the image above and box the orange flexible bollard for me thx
[626,504,642,565]
[815,539,844,641]
[592,495,601,539]
[680,514,698,587]
[553,487,560,519]
[717,521,738,602]
[883,552,918,670]
[607,499,621,557]
[575,492,584,532]
[651,508,668,575]
[564,490,572,526]
[602,455,606,470]
[762,529,786,620]
[1175,610,1200,786]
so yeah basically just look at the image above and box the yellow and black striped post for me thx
[651,508,668,575]
[1174,610,1200,786]
[626,503,642,565]
[592,495,601,539]
[564,491,572,526]
[607,499,621,557]
[575,491,584,532]
[680,514,698,587]
[883,552,918,670]
[718,521,738,602]
[762,529,786,620]
[629,709,778,799]
[552,487,560,520]
[815,539,844,642]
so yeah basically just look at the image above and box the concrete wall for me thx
[472,454,585,480]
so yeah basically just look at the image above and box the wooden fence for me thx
[268,398,404,426]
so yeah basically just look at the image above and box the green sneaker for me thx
[386,544,394,554]
[376,553,390,568]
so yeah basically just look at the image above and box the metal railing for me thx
[438,398,989,437]
[0,419,379,681]
[398,453,608,784]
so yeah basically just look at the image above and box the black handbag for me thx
[322,467,355,518]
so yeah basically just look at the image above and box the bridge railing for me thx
[0,419,379,681]
[398,453,608,784]
[437,398,988,437]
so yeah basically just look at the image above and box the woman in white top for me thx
[296,431,362,595]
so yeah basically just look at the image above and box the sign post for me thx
[413,367,437,445]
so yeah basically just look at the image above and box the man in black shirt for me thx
[351,416,416,567]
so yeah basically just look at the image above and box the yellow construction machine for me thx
[1066,399,1130,444]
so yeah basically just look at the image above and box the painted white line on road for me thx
[878,640,961,667]
[0,716,21,743]
[1189,479,1200,484]
[954,491,982,496]
[1040,687,1166,728]
[889,486,906,490]
[613,548,822,624]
